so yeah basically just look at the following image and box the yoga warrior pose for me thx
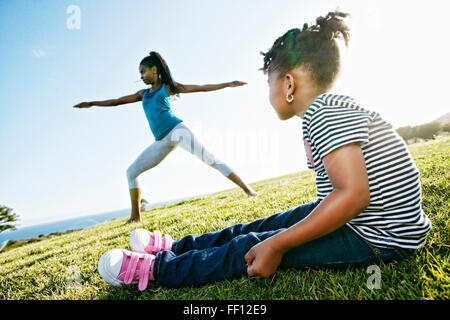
[74,52,257,223]
[97,11,431,290]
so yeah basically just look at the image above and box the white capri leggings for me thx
[126,122,233,189]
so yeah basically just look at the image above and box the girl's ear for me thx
[285,73,296,95]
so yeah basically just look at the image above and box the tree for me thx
[0,205,19,233]
[396,126,415,142]
[441,122,450,132]
[415,122,442,140]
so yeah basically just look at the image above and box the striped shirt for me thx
[302,93,431,249]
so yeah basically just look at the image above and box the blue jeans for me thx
[152,201,414,288]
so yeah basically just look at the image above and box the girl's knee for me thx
[126,165,135,180]
[126,166,139,189]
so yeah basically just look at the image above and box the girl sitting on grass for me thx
[74,52,257,223]
[98,11,431,290]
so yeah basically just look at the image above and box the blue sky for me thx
[1,0,449,227]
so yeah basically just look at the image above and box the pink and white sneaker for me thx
[129,229,173,254]
[98,249,155,291]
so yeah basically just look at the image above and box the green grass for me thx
[0,136,448,300]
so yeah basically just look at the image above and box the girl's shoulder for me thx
[163,83,179,97]
[315,92,357,106]
[307,92,363,114]
[303,92,378,129]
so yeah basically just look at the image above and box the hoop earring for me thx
[286,93,294,103]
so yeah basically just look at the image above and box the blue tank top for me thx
[142,85,183,140]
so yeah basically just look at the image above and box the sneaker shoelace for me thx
[145,230,173,253]
[119,251,154,291]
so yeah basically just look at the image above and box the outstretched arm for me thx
[73,89,146,108]
[174,81,247,94]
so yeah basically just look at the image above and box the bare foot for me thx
[126,216,141,224]
[246,189,258,197]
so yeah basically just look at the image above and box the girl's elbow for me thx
[352,187,370,211]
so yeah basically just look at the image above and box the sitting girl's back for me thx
[302,92,431,249]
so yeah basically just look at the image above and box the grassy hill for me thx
[434,112,450,123]
[0,136,448,300]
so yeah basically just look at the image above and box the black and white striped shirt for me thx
[302,93,431,249]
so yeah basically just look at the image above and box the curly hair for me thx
[260,11,350,91]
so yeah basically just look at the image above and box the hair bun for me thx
[314,11,350,46]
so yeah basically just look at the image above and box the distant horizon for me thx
[7,190,213,230]
[0,191,216,243]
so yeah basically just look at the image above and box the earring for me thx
[286,93,294,103]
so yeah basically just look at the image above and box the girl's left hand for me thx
[244,238,284,279]
[228,81,247,87]
[73,102,93,108]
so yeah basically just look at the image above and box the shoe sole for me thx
[98,249,137,287]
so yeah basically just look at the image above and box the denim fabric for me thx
[153,201,414,288]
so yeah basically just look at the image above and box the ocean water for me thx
[0,194,208,244]
[0,208,130,243]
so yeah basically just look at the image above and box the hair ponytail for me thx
[140,52,178,94]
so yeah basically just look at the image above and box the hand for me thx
[228,81,247,88]
[244,238,284,279]
[73,102,93,108]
